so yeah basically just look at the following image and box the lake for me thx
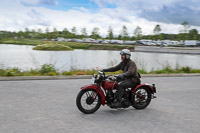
[0,44,200,72]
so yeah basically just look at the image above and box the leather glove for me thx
[117,73,127,81]
[99,70,105,74]
[117,75,124,81]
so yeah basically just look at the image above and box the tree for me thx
[12,31,17,39]
[71,27,77,35]
[70,27,77,38]
[107,26,114,40]
[37,29,43,39]
[121,25,129,41]
[189,29,198,40]
[24,28,30,38]
[62,28,68,38]
[159,33,165,40]
[45,28,50,40]
[134,26,142,40]
[117,35,122,40]
[179,21,190,33]
[178,21,191,40]
[52,28,59,38]
[91,27,100,39]
[81,28,88,38]
[153,24,161,35]
[189,29,198,35]
[17,30,24,38]
[38,28,42,33]
[30,29,37,38]
[45,28,49,33]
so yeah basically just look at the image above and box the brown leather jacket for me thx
[103,59,141,82]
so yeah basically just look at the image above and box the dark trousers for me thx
[116,78,139,101]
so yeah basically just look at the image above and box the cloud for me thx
[26,9,51,27]
[0,0,200,35]
[139,4,200,26]
[91,0,200,26]
[0,1,51,31]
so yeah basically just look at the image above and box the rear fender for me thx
[132,84,155,94]
[81,84,106,105]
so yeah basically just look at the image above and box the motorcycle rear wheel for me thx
[76,89,101,114]
[132,87,151,109]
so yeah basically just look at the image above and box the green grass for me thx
[60,42,91,49]
[33,43,73,51]
[55,41,134,51]
[147,66,199,74]
[0,64,59,76]
[0,64,199,77]
[0,38,43,46]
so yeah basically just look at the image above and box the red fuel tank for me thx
[103,81,118,90]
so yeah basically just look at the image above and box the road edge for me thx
[0,73,200,81]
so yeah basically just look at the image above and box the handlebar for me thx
[97,71,119,81]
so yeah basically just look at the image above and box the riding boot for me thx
[110,88,124,108]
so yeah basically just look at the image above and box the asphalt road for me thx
[0,76,200,133]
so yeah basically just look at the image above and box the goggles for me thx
[120,51,126,55]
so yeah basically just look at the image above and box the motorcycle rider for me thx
[102,49,141,108]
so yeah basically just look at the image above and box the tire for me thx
[132,87,152,110]
[76,89,102,114]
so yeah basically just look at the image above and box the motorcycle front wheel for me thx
[76,89,102,114]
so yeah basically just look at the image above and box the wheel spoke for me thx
[134,88,148,105]
[91,91,95,97]
[80,90,99,111]
[86,91,91,98]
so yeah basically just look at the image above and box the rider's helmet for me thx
[120,49,131,60]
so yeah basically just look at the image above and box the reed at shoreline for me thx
[1,64,200,77]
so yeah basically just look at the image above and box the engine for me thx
[106,89,131,108]
[106,90,115,105]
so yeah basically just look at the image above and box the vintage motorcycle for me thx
[76,71,157,114]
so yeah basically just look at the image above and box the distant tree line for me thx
[0,21,199,41]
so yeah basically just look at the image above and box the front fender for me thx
[81,84,106,105]
[132,84,155,94]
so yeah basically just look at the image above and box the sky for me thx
[1,0,200,36]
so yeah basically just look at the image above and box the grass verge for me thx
[0,64,200,77]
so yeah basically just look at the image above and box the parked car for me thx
[184,40,197,46]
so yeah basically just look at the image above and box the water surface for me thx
[0,44,200,72]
